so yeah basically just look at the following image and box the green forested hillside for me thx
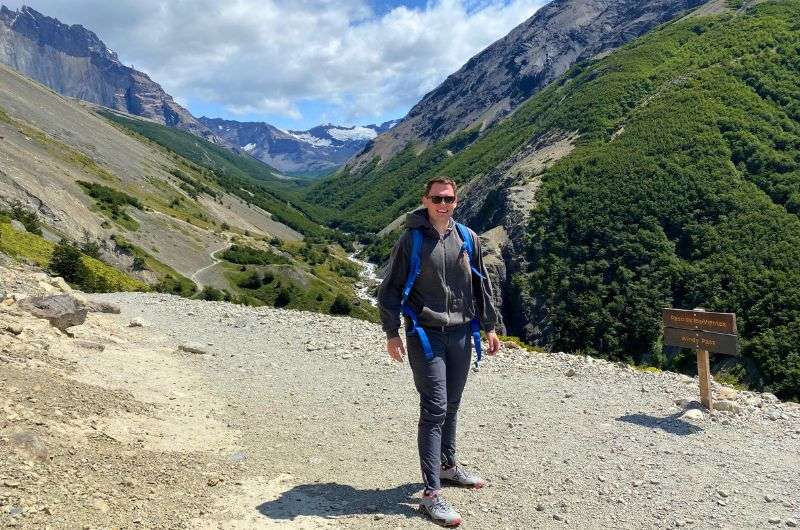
[312,1,800,399]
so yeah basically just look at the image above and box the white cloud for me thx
[5,0,546,124]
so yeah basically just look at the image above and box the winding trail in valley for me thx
[190,236,233,290]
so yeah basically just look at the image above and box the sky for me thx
[4,0,547,130]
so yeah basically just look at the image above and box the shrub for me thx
[200,286,225,301]
[238,272,263,289]
[275,288,293,307]
[49,239,88,285]
[330,294,352,316]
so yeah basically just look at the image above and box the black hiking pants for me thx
[406,324,472,491]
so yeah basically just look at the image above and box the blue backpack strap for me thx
[401,229,434,360]
[455,223,484,279]
[455,223,486,368]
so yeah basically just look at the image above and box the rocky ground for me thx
[2,260,800,529]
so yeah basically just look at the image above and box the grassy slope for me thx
[220,240,377,321]
[0,221,147,292]
[313,1,800,398]
[97,110,338,238]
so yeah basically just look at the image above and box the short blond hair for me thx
[424,176,457,196]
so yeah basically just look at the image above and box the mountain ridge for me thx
[200,117,397,175]
[0,4,219,142]
[346,0,710,171]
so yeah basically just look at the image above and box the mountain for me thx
[0,5,217,142]
[0,59,375,320]
[319,1,800,399]
[199,117,398,175]
[347,0,709,170]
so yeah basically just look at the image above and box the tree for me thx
[49,239,87,285]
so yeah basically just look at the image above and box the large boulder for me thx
[18,294,87,331]
[9,219,27,232]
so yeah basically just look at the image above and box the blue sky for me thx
[5,0,546,130]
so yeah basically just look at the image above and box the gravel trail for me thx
[93,292,800,529]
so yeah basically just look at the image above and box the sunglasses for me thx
[428,195,456,204]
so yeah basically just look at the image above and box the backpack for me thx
[401,222,485,367]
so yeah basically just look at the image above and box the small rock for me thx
[717,489,730,498]
[128,317,149,327]
[716,387,738,400]
[373,514,385,520]
[341,353,353,359]
[536,503,545,512]
[553,513,566,522]
[768,517,781,524]
[49,277,72,293]
[9,219,27,232]
[86,300,121,314]
[4,324,23,336]
[179,342,209,354]
[565,368,577,377]
[680,409,704,421]
[785,518,798,528]
[765,495,775,502]
[91,498,110,513]
[715,400,742,414]
[10,430,48,461]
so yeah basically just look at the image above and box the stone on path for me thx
[680,409,704,421]
[87,300,121,314]
[715,400,743,414]
[179,342,209,354]
[19,294,87,331]
[128,317,149,327]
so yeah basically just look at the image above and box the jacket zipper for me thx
[441,230,449,327]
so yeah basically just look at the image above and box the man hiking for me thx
[377,176,501,527]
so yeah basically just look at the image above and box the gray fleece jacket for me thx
[377,208,499,339]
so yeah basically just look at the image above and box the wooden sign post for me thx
[663,308,738,411]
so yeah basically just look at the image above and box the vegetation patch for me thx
[77,180,142,230]
[0,222,146,292]
[0,202,43,235]
[220,244,290,266]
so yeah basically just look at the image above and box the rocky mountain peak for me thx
[0,4,218,143]
[1,5,118,62]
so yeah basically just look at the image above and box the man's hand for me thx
[486,330,501,355]
[387,336,406,362]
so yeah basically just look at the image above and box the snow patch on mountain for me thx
[327,126,378,142]
[290,133,333,147]
[242,143,256,151]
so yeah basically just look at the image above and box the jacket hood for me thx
[405,208,432,230]
[405,207,456,233]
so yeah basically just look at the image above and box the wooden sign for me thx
[663,327,738,356]
[663,308,738,412]
[663,308,736,335]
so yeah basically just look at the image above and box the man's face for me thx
[422,182,457,225]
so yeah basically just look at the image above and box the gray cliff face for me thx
[351,0,708,169]
[201,117,397,175]
[0,5,217,142]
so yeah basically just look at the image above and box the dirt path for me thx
[190,236,233,290]
[87,292,800,530]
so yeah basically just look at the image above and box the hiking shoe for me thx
[420,490,462,527]
[440,465,487,489]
